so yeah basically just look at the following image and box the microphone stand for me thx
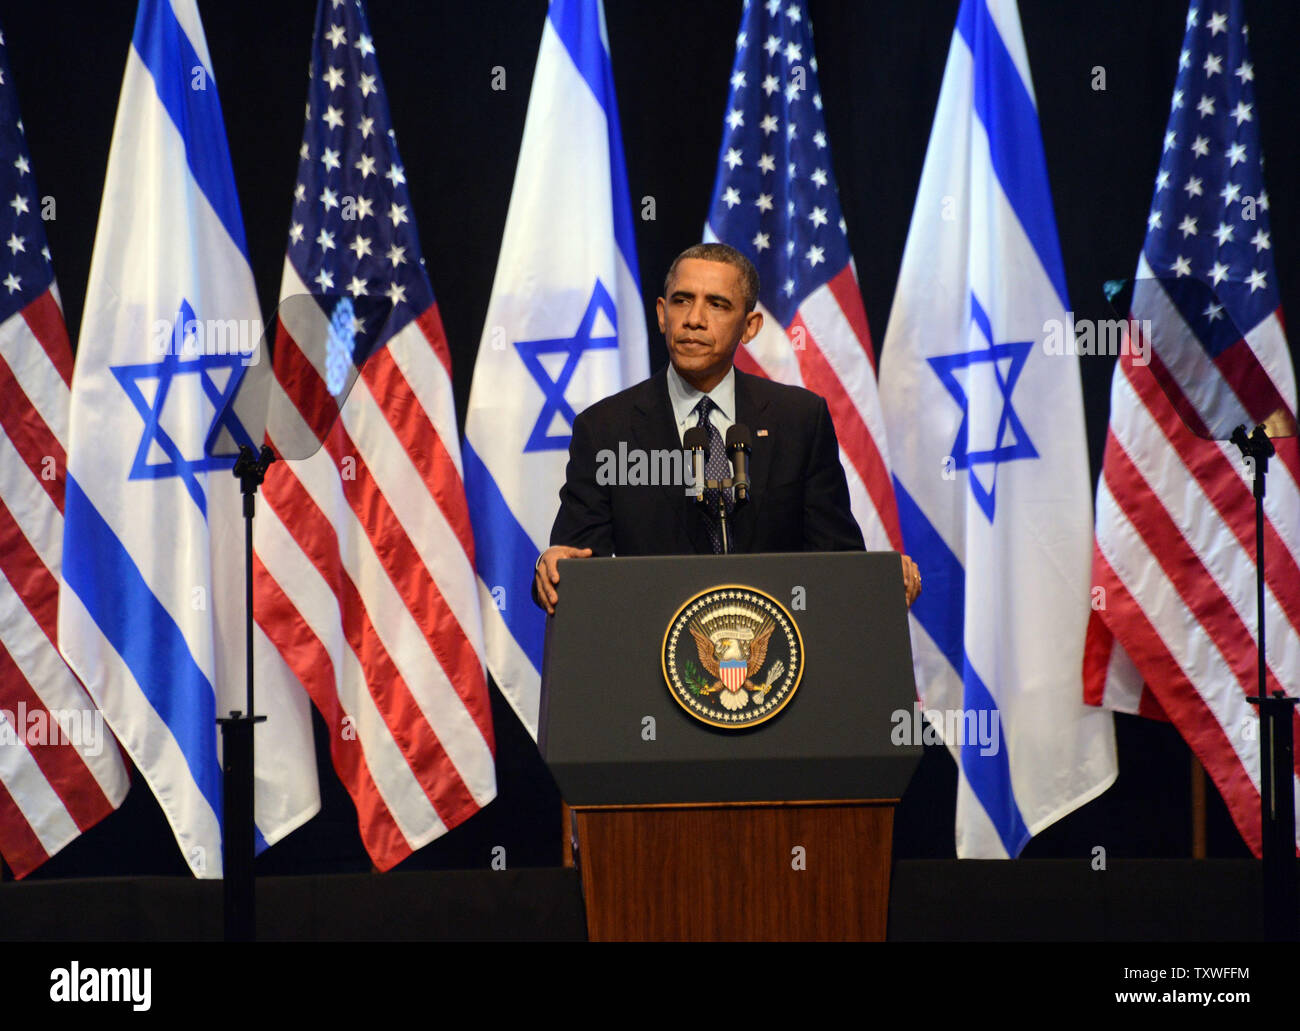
[219,443,275,942]
[714,480,733,554]
[689,467,738,554]
[1231,422,1299,941]
[719,426,752,556]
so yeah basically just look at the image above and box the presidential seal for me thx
[662,585,803,729]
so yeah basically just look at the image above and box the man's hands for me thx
[534,545,593,615]
[535,546,917,612]
[902,554,922,608]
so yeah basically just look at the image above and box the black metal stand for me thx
[697,476,742,554]
[1232,423,1299,941]
[715,479,733,555]
[219,444,274,942]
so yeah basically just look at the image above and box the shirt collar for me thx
[666,363,736,428]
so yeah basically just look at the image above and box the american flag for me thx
[1084,0,1300,855]
[0,22,128,878]
[705,0,900,552]
[253,0,496,871]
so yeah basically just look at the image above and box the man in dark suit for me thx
[534,242,921,611]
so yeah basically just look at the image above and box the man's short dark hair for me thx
[663,243,760,313]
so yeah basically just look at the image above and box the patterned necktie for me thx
[694,396,732,553]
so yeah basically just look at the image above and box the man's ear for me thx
[656,296,667,335]
[741,308,763,345]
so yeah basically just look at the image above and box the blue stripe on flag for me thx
[894,477,1029,856]
[131,0,250,260]
[969,290,993,346]
[62,474,222,825]
[547,0,640,284]
[894,478,964,673]
[957,654,1030,856]
[462,441,546,671]
[957,0,1068,311]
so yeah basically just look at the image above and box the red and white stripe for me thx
[0,289,128,878]
[253,263,495,871]
[730,263,901,553]
[1084,303,1300,856]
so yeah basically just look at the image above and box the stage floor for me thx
[0,859,1288,941]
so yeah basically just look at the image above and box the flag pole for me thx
[1232,423,1298,941]
[218,444,274,941]
[1190,755,1206,859]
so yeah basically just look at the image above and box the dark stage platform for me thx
[1,859,1291,941]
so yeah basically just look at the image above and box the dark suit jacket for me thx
[548,366,865,556]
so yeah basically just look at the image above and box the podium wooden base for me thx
[565,799,895,941]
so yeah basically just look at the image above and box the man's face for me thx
[657,258,762,391]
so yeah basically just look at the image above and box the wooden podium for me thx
[540,553,919,942]
[564,800,895,941]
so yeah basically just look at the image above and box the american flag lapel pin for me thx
[757,429,768,437]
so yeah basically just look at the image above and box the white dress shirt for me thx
[665,363,736,444]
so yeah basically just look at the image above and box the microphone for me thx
[726,424,753,503]
[683,425,708,503]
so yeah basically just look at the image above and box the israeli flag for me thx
[463,0,647,737]
[878,0,1115,858]
[57,0,319,877]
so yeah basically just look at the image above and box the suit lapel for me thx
[732,369,772,553]
[632,370,714,554]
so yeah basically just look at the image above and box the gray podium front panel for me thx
[539,552,921,805]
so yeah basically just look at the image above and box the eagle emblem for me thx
[663,586,802,729]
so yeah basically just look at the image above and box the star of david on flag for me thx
[111,300,256,513]
[928,294,1038,521]
[516,279,619,452]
